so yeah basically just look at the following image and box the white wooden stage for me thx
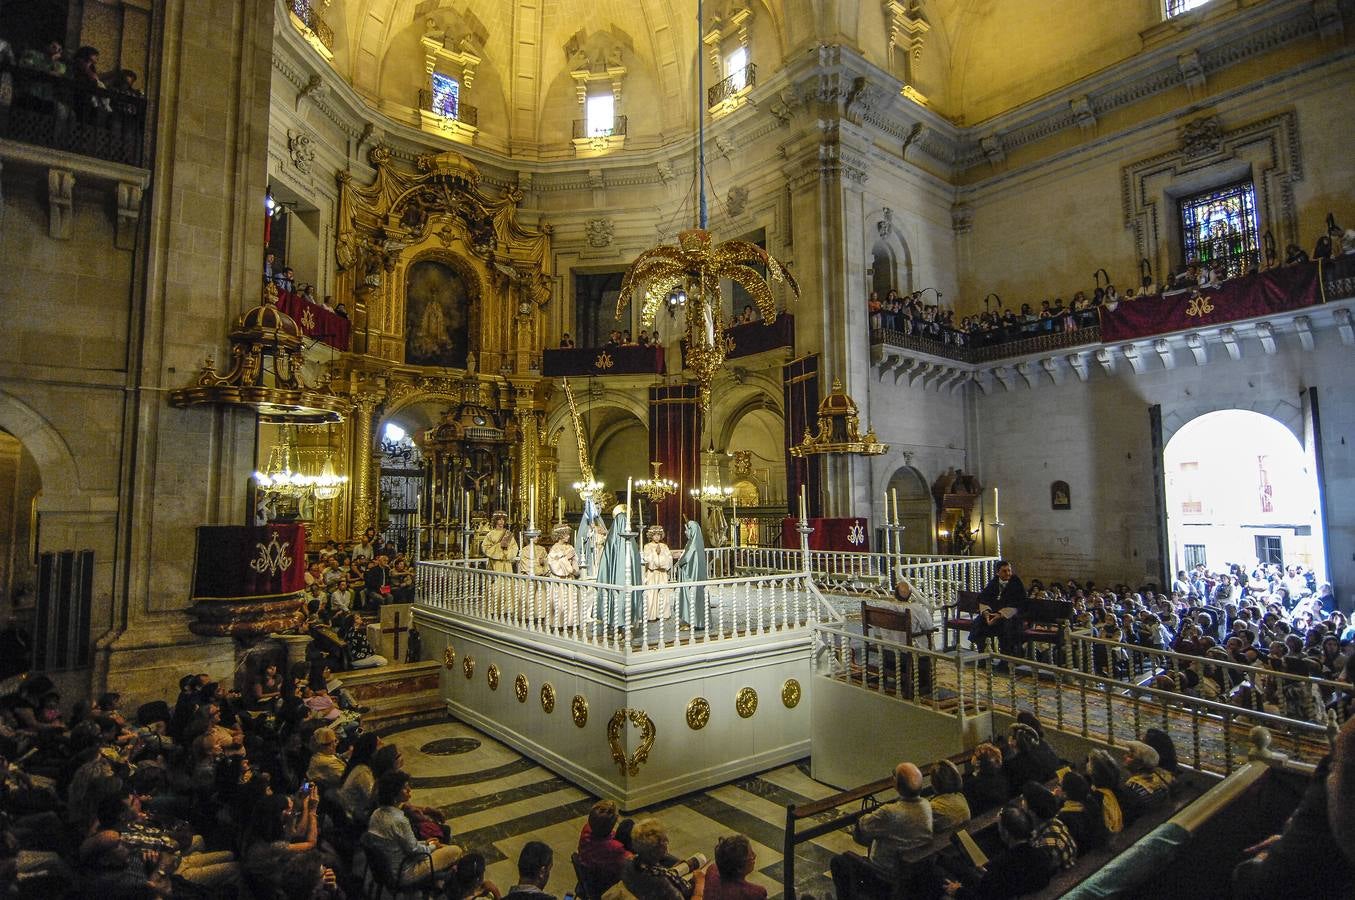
[413,549,995,808]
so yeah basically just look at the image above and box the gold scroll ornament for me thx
[607,708,657,776]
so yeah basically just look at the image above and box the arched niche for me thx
[0,429,42,611]
[403,254,477,368]
[886,465,934,555]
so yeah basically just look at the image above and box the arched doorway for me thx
[885,466,933,554]
[870,240,895,298]
[0,429,41,616]
[1164,410,1325,582]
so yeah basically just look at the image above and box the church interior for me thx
[1,0,1354,897]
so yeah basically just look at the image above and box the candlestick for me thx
[416,490,422,528]
[529,484,536,530]
[993,486,999,523]
[626,477,633,520]
[463,490,470,527]
[799,484,808,523]
[558,496,564,524]
[891,488,899,526]
[636,495,643,531]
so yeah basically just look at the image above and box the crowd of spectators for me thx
[561,305,765,350]
[870,224,1355,353]
[264,251,345,319]
[0,37,144,134]
[0,660,767,900]
[829,715,1186,900]
[1006,559,1349,725]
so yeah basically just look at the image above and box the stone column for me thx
[351,396,381,536]
[509,379,540,525]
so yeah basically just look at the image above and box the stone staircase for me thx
[337,660,447,731]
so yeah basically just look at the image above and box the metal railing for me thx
[417,90,479,127]
[708,63,757,107]
[871,324,1102,364]
[416,558,839,654]
[1,65,146,166]
[1062,630,1350,725]
[572,116,628,140]
[812,621,1337,775]
[291,0,334,50]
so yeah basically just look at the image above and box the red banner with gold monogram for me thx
[1098,261,1323,343]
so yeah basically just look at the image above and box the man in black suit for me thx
[969,560,1027,655]
[362,552,391,609]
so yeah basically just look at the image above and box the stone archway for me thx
[886,465,933,554]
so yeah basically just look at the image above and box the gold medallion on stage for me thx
[443,646,456,669]
[487,664,500,690]
[782,679,802,709]
[462,656,475,679]
[541,682,556,713]
[571,694,589,727]
[686,697,711,730]
[514,674,529,703]
[735,687,758,718]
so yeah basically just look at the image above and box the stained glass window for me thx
[431,72,460,119]
[1165,0,1211,18]
[1179,181,1260,279]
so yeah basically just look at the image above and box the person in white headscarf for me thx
[640,525,675,621]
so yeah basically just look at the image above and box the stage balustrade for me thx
[811,622,1337,776]
[416,557,838,654]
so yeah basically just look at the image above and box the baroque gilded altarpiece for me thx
[321,147,557,540]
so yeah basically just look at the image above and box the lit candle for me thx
[626,477,633,521]
[993,486,999,522]
[529,484,536,530]
[558,496,565,523]
[416,490,422,528]
[883,490,889,528]
[463,490,470,527]
[891,488,899,526]
[637,496,643,530]
[799,484,808,522]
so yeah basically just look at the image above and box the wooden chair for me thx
[943,590,982,650]
[861,603,936,696]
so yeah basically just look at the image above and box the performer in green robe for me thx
[675,517,708,630]
[594,505,642,630]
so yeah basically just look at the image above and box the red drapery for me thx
[648,385,701,545]
[784,355,822,517]
[1098,261,1323,342]
[780,517,870,551]
[276,290,352,350]
[191,524,307,599]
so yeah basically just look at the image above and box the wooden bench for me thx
[860,602,939,697]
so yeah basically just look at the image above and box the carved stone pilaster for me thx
[350,395,382,537]
[115,181,143,250]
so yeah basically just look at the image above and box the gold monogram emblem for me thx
[514,674,528,703]
[607,708,657,776]
[685,697,711,730]
[443,646,456,669]
[487,664,500,690]
[541,683,556,714]
[462,656,475,678]
[571,695,589,728]
[735,687,758,718]
[782,679,802,709]
[1184,292,1215,318]
[594,351,614,371]
[301,307,317,331]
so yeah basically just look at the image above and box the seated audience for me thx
[1022,782,1077,872]
[964,742,1011,814]
[830,762,932,900]
[942,805,1053,899]
[703,834,765,900]
[1119,740,1173,822]
[1056,771,1109,852]
[929,759,972,832]
[621,818,704,900]
[364,770,461,886]
[577,799,632,894]
[506,840,556,900]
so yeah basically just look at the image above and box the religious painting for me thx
[1051,480,1071,510]
[405,259,470,368]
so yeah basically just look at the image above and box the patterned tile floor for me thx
[376,717,855,900]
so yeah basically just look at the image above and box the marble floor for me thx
[376,716,857,899]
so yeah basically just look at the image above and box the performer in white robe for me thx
[641,525,675,621]
[517,533,549,620]
[546,524,581,628]
[480,511,518,616]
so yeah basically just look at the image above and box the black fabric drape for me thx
[648,385,702,544]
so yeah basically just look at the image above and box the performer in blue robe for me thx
[675,517,708,629]
[594,505,642,629]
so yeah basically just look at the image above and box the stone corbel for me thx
[1122,344,1146,375]
[951,203,973,235]
[1153,338,1175,370]
[1185,333,1208,366]
[992,366,1015,392]
[1067,352,1090,382]
[1039,356,1063,386]
[48,168,74,240]
[1334,308,1354,345]
[1095,347,1116,375]
[1071,96,1096,132]
[1178,49,1206,92]
[115,181,143,250]
[1256,322,1277,355]
[907,361,934,387]
[893,356,919,385]
[1220,327,1242,360]
[947,371,971,394]
[1015,361,1038,389]
[972,370,994,394]
[1293,315,1314,351]
[980,135,1005,165]
[1313,0,1344,41]
[923,364,948,390]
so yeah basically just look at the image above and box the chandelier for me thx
[615,1,798,411]
[572,478,605,504]
[254,427,348,500]
[635,461,679,504]
[688,483,734,504]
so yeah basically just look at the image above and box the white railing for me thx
[707,547,997,607]
[416,559,840,655]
